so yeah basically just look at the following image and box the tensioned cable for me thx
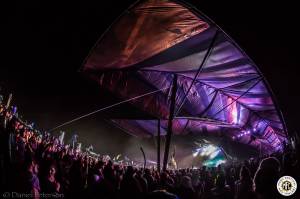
[48,86,171,132]
[174,30,219,117]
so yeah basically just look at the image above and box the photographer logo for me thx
[277,176,297,196]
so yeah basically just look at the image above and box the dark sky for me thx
[2,0,300,153]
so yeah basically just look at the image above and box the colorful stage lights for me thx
[203,158,226,167]
[209,149,221,159]
[232,129,253,140]
[192,144,226,167]
[193,144,217,157]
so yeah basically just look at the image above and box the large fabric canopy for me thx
[82,0,287,153]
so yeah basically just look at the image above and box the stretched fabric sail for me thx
[83,0,209,71]
[82,0,287,153]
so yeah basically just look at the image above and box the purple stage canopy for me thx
[82,0,287,153]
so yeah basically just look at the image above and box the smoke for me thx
[49,116,258,167]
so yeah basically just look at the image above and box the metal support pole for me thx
[157,119,161,172]
[140,147,146,170]
[163,75,177,171]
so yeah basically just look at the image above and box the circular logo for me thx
[277,176,297,196]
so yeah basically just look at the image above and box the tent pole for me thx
[163,75,177,171]
[157,119,161,172]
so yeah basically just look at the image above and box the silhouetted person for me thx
[41,163,61,196]
[120,166,143,199]
[253,157,281,199]
[210,173,233,199]
[21,156,40,199]
[234,166,255,199]
[176,175,196,199]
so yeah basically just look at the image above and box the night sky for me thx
[2,0,300,155]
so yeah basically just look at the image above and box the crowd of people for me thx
[0,94,299,199]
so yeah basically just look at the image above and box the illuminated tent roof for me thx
[82,0,287,153]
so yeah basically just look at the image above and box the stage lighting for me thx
[193,151,199,157]
[192,143,228,167]
[209,149,220,159]
[215,159,226,167]
[205,145,216,155]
